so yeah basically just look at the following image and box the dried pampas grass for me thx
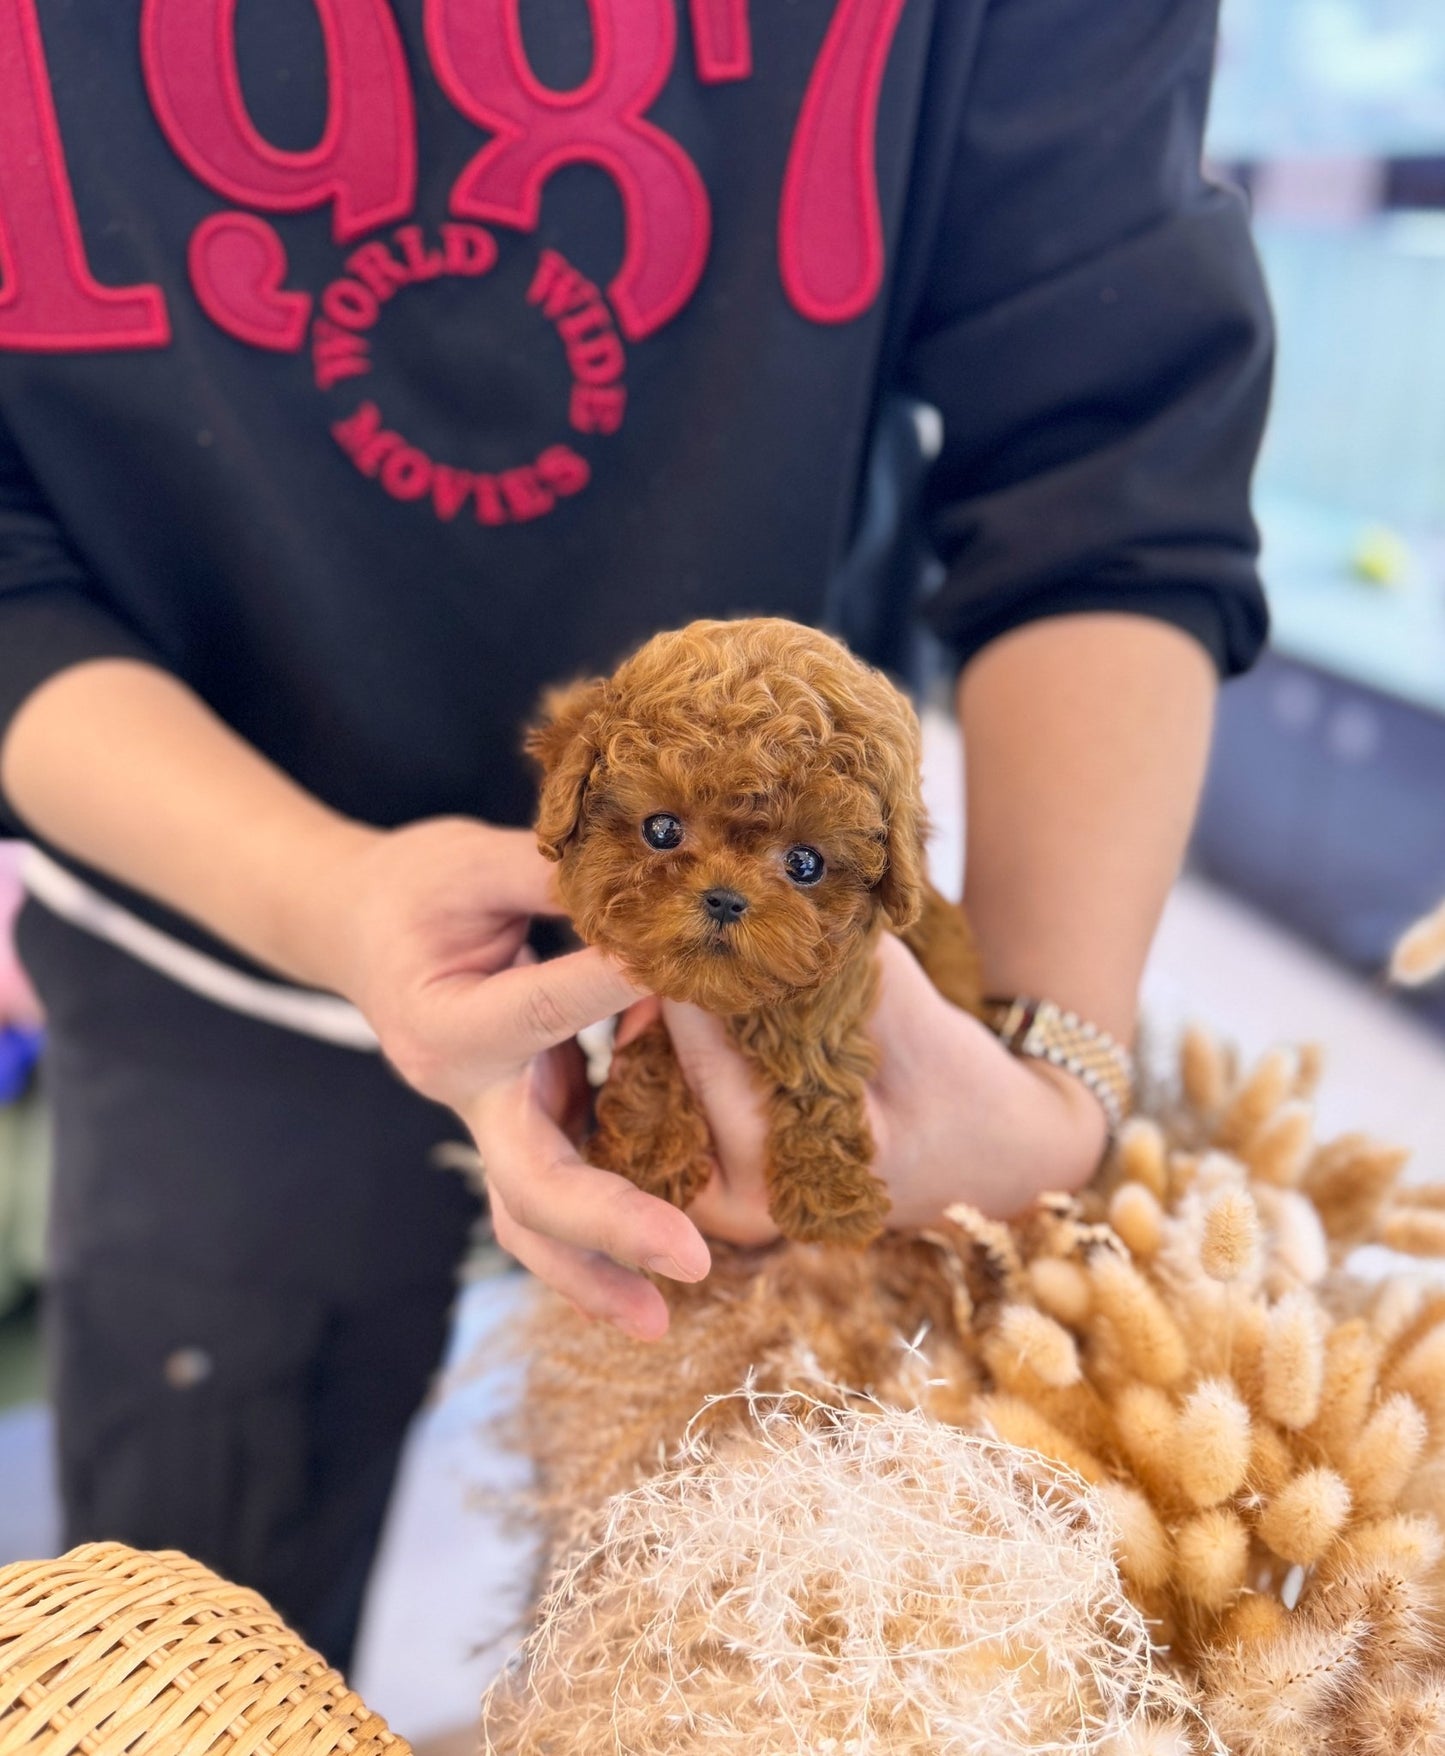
[482,1390,1202,1756]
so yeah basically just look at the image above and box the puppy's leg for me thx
[765,1065,891,1247]
[734,969,890,1246]
[590,1020,714,1211]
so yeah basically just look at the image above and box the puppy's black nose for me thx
[702,887,749,925]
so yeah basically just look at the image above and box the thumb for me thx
[662,1000,769,1185]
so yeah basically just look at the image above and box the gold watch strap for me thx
[983,996,1134,1137]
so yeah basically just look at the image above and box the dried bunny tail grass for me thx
[1262,1292,1326,1429]
[985,1304,1082,1389]
[1302,1134,1412,1248]
[1247,1421,1296,1501]
[1181,1027,1230,1120]
[1345,1394,1429,1518]
[1176,1380,1252,1508]
[1098,1483,1174,1593]
[1251,1188,1330,1296]
[1218,1594,1290,1646]
[1111,1384,1180,1503]
[1293,1042,1324,1100]
[1116,1118,1170,1200]
[1307,1319,1382,1461]
[1347,1671,1445,1756]
[1200,1190,1259,1283]
[1333,1514,1445,1586]
[482,1391,1201,1756]
[1099,1719,1199,1756]
[1241,1101,1314,1189]
[976,1393,1108,1486]
[1192,1150,1247,1197]
[939,1201,1026,1297]
[1390,900,1445,988]
[1174,1508,1251,1611]
[1110,1184,1164,1259]
[1381,1208,1445,1260]
[1216,1049,1298,1154]
[1372,1276,1427,1346]
[1200,1613,1367,1756]
[1030,1257,1094,1326]
[1089,1253,1189,1388]
[1257,1467,1353,1566]
[1388,1324,1445,1426]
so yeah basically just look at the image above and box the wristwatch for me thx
[982,996,1135,1137]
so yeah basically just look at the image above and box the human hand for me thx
[653,932,1110,1245]
[317,818,711,1336]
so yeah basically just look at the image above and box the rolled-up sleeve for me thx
[0,416,158,829]
[904,0,1274,676]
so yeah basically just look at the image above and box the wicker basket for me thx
[0,1544,413,1756]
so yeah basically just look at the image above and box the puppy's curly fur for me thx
[528,618,980,1245]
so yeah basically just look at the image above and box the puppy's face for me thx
[528,620,928,1012]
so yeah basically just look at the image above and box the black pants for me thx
[18,900,481,1675]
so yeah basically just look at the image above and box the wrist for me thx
[1018,1056,1111,1190]
[257,809,384,993]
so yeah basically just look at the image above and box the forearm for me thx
[0,659,376,989]
[958,613,1217,1044]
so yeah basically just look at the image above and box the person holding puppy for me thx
[0,0,1268,1670]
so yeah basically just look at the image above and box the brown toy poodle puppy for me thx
[528,618,980,1245]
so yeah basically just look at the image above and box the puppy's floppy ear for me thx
[860,687,929,931]
[877,772,929,932]
[526,676,608,861]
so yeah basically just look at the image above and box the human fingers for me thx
[487,1181,671,1339]
[472,1075,711,1281]
[439,947,645,1073]
[660,1000,776,1243]
[476,826,575,918]
[614,995,663,1049]
[662,1001,769,1182]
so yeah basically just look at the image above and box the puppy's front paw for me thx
[591,1022,714,1211]
[767,1126,890,1247]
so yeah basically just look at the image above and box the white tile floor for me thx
[1,721,1442,1742]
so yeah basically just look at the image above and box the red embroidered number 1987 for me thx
[0,0,909,353]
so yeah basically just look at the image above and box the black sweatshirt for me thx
[0,0,1271,967]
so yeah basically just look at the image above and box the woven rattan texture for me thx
[0,1544,412,1756]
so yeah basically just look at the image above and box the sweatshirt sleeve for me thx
[0,417,159,830]
[901,0,1274,676]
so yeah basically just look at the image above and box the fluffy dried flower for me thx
[1382,1209,1445,1260]
[1217,1050,1297,1153]
[1258,1468,1353,1565]
[987,1305,1082,1390]
[1110,1183,1164,1259]
[1390,900,1445,988]
[1175,1508,1250,1610]
[1242,1101,1314,1189]
[1201,1190,1260,1282]
[1180,1027,1229,1119]
[1262,1293,1326,1429]
[1176,1380,1253,1508]
[1117,1117,1169,1200]
[1345,1395,1428,1518]
[1090,1254,1188,1388]
[1029,1258,1093,1327]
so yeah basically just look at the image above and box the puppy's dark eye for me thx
[642,813,684,850]
[784,845,825,886]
